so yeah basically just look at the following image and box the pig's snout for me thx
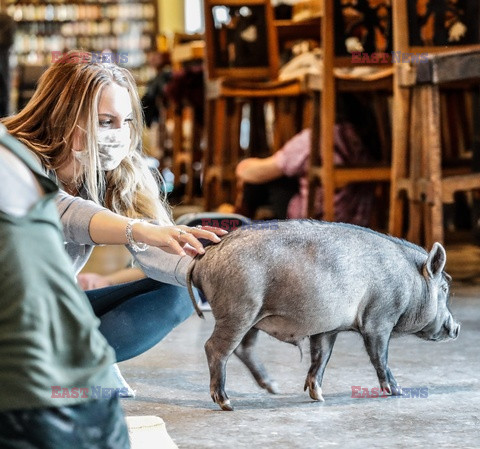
[448,321,460,340]
[434,316,460,341]
[443,314,460,340]
[419,314,460,342]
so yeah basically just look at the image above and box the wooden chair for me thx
[202,0,311,211]
[307,0,393,225]
[388,1,480,247]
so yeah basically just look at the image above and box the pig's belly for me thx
[254,314,353,344]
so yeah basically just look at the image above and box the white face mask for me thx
[97,126,131,171]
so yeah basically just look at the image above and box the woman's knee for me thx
[160,285,195,325]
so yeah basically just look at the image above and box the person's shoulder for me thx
[281,128,311,154]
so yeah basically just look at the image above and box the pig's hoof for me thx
[264,381,279,395]
[380,383,392,396]
[211,391,233,410]
[391,385,403,396]
[380,383,403,396]
[309,386,325,402]
[304,379,325,401]
[219,399,234,411]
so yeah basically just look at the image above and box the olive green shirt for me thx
[0,126,118,411]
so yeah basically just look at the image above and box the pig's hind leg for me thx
[205,312,261,411]
[304,332,338,402]
[234,328,279,394]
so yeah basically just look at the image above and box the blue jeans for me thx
[86,278,194,362]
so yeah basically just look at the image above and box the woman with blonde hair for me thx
[3,51,225,394]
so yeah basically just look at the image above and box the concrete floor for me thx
[120,282,480,449]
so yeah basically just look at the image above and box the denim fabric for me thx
[86,278,194,362]
[0,397,130,449]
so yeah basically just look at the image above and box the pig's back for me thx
[199,220,427,270]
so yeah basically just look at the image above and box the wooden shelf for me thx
[8,0,159,110]
[275,18,321,44]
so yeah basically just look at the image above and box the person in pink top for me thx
[236,119,377,226]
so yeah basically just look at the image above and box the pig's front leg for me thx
[234,328,279,394]
[362,331,402,396]
[304,332,338,401]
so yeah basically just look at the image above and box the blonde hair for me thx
[3,51,173,225]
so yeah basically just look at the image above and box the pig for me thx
[186,220,460,411]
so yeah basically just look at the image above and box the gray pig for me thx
[186,220,460,411]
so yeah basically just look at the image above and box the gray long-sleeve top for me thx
[57,189,192,287]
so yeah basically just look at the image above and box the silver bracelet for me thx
[125,219,149,252]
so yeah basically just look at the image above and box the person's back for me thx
[0,124,130,448]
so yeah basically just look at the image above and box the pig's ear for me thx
[424,242,447,279]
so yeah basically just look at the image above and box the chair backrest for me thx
[176,212,251,247]
[317,1,393,180]
[333,0,393,64]
[203,0,279,80]
[171,32,205,70]
[393,1,480,54]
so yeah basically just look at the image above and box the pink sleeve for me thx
[272,128,311,177]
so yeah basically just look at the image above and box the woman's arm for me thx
[235,156,284,184]
[89,210,224,257]
[56,189,107,245]
[77,267,146,290]
[55,190,226,286]
[127,246,193,287]
[56,190,225,256]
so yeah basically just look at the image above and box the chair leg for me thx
[407,87,425,245]
[404,88,427,244]
[172,102,183,182]
[389,82,411,237]
[213,97,227,169]
[320,92,336,222]
[308,92,321,219]
[203,97,228,211]
[407,200,423,244]
[422,85,444,247]
[204,174,212,212]
[227,98,243,174]
[204,175,226,211]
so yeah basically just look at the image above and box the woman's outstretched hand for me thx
[133,223,228,257]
